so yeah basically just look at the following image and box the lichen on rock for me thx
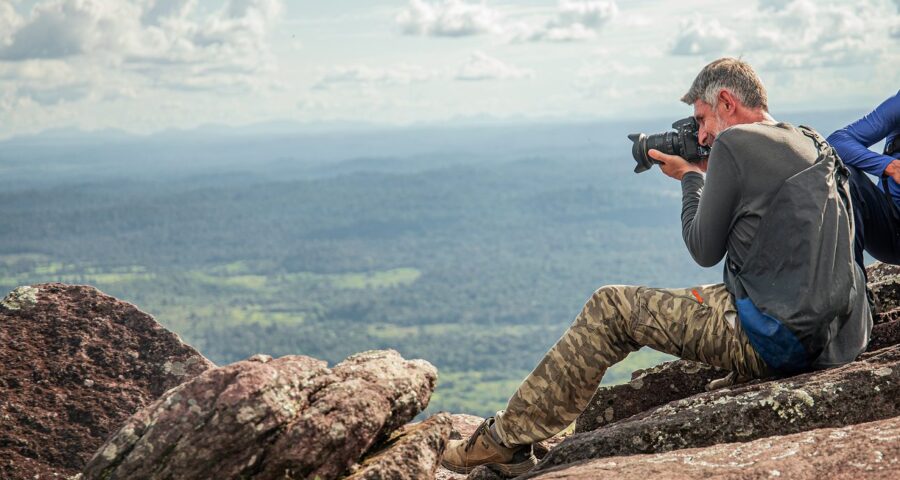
[0,285,39,311]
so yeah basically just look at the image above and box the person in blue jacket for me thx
[827,91,900,272]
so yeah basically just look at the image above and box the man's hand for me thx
[884,159,900,184]
[648,149,707,180]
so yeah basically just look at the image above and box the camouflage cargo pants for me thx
[493,283,770,446]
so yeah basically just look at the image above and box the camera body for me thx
[628,117,711,173]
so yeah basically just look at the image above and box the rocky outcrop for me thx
[347,413,452,479]
[526,415,900,479]
[526,342,900,476]
[870,263,900,351]
[0,283,213,480]
[81,349,438,480]
[576,360,728,433]
[871,317,900,351]
[868,262,900,313]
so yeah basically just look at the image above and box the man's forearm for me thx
[680,172,721,267]
[827,90,900,177]
[827,129,894,177]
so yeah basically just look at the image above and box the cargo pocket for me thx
[630,287,712,360]
[678,300,725,367]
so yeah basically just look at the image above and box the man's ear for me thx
[718,89,736,112]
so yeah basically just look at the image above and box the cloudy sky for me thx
[0,0,898,137]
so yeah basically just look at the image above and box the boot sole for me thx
[441,454,538,476]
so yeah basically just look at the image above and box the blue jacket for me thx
[827,90,900,208]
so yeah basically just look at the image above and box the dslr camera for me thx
[627,117,710,173]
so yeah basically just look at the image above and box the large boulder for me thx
[527,342,900,475]
[81,349,438,480]
[0,284,213,480]
[526,415,900,479]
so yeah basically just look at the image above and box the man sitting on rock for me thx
[441,58,872,476]
[827,91,900,273]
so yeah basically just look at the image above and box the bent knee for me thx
[590,285,636,303]
[583,285,641,322]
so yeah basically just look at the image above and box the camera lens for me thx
[627,133,653,173]
[626,116,707,173]
[628,131,676,173]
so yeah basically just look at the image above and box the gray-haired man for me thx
[441,58,871,476]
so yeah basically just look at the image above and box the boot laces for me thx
[465,418,493,452]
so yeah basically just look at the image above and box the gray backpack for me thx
[725,126,858,373]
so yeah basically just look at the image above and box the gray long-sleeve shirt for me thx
[680,122,871,368]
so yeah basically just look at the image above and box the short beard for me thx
[712,103,726,137]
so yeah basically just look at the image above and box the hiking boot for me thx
[440,417,537,476]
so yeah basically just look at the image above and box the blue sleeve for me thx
[826,90,900,177]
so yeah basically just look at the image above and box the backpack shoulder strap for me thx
[799,125,856,229]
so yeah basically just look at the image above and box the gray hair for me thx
[681,57,768,111]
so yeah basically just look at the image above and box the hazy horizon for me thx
[0,104,877,141]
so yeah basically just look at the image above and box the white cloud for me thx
[16,83,92,105]
[509,1,618,43]
[670,0,894,65]
[141,0,195,26]
[555,0,618,29]
[572,50,658,101]
[577,60,651,80]
[757,0,793,11]
[396,0,502,37]
[0,0,141,61]
[395,0,618,43]
[0,0,284,96]
[455,51,533,81]
[667,0,895,70]
[313,52,532,89]
[0,59,92,105]
[0,2,23,47]
[891,0,900,38]
[657,0,897,116]
[747,0,893,69]
[313,64,439,90]
[670,18,739,56]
